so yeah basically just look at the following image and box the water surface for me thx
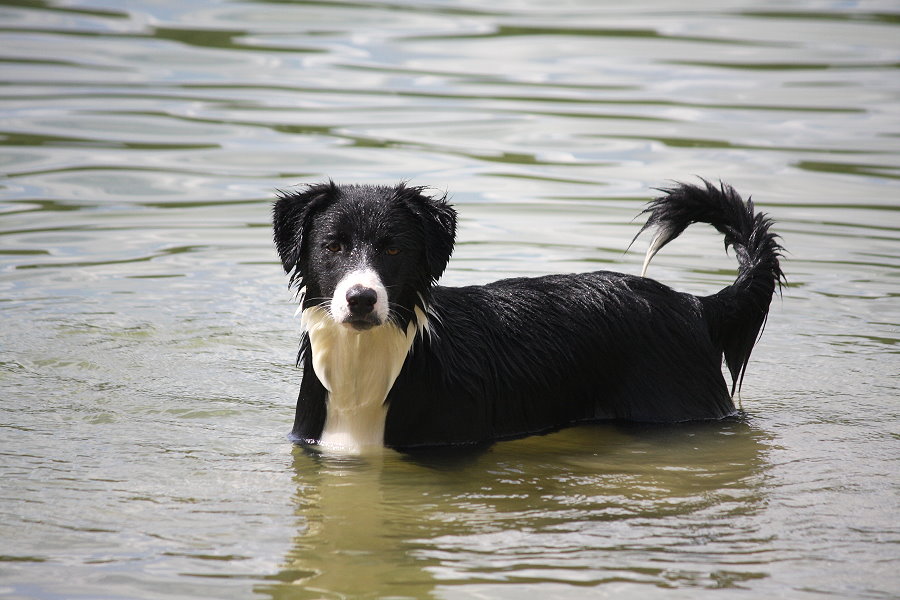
[1,1,898,598]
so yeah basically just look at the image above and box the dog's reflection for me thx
[258,419,773,598]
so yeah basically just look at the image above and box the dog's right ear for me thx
[272,182,337,285]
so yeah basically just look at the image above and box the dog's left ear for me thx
[273,182,337,284]
[397,185,457,282]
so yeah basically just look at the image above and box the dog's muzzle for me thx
[330,268,389,330]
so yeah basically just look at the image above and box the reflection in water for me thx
[261,450,439,599]
[260,420,772,598]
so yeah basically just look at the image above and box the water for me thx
[1,0,898,598]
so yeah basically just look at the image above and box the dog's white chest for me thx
[302,307,418,453]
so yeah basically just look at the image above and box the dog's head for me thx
[273,182,456,331]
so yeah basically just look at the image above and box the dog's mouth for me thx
[343,316,382,331]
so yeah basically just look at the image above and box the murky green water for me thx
[1,1,898,598]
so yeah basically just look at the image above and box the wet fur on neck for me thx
[300,305,427,453]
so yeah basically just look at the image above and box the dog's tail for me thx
[635,179,785,394]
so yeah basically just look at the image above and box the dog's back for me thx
[384,272,736,448]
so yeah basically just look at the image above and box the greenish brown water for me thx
[1,1,898,598]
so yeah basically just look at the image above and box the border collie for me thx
[273,180,784,453]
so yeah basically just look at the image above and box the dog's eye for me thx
[385,247,400,256]
[325,242,343,253]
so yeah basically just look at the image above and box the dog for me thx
[273,180,783,453]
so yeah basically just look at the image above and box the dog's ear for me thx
[397,184,457,282]
[272,182,337,284]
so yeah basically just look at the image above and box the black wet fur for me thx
[273,180,784,450]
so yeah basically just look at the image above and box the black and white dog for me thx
[273,180,783,453]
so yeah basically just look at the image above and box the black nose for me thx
[346,285,377,316]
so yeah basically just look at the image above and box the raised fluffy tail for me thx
[635,179,785,394]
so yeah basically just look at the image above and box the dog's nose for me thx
[346,285,377,316]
